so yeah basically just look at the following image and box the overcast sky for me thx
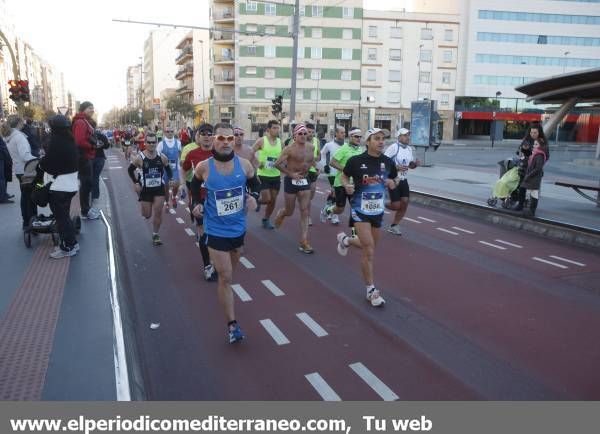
[6,0,411,118]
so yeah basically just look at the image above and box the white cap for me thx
[397,128,410,136]
[365,128,388,141]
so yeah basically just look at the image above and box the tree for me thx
[166,96,194,118]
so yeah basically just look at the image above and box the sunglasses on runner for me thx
[234,133,244,137]
[351,135,362,139]
[296,132,308,136]
[165,130,174,133]
[215,135,235,142]
[199,131,213,136]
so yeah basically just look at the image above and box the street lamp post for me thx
[198,40,206,104]
[563,51,570,74]
[138,57,144,110]
[492,91,502,148]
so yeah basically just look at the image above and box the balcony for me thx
[213,31,234,44]
[214,71,235,85]
[175,46,193,64]
[214,9,234,23]
[175,64,194,80]
[176,34,193,50]
[214,55,234,64]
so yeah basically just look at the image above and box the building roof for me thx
[515,68,600,104]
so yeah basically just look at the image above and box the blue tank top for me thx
[160,139,180,175]
[204,156,247,238]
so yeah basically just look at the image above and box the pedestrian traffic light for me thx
[8,80,19,102]
[18,80,30,102]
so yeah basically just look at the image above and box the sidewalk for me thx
[0,177,118,400]
[408,163,599,230]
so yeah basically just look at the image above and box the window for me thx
[421,28,433,40]
[311,69,321,80]
[343,28,353,39]
[390,27,403,38]
[246,66,257,75]
[474,53,600,68]
[444,29,453,41]
[477,32,600,47]
[389,49,401,60]
[368,48,377,61]
[246,1,257,12]
[441,94,450,105]
[310,89,321,100]
[265,26,276,35]
[369,26,377,37]
[311,47,322,59]
[537,35,548,44]
[312,5,323,17]
[341,90,351,101]
[265,68,275,79]
[388,92,401,103]
[389,70,401,82]
[246,24,258,33]
[265,88,275,99]
[265,45,276,58]
[341,70,352,81]
[297,91,304,100]
[367,69,376,81]
[313,28,322,38]
[442,72,451,84]
[298,46,305,59]
[265,2,276,15]
[443,50,453,62]
[297,68,304,79]
[419,72,430,83]
[366,91,376,102]
[247,45,257,55]
[342,48,353,60]
[478,10,600,25]
[247,87,257,96]
[420,49,432,62]
[343,7,353,18]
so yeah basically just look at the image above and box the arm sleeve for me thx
[388,159,399,179]
[190,174,203,203]
[127,164,138,183]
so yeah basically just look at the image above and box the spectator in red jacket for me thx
[72,101,100,220]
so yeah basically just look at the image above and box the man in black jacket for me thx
[0,136,14,203]
[22,118,41,158]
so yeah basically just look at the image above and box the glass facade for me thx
[476,53,600,67]
[477,32,600,46]
[473,75,538,86]
[478,10,600,24]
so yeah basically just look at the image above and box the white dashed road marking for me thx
[495,239,523,249]
[437,228,459,236]
[184,228,195,237]
[169,208,176,215]
[231,284,253,302]
[549,255,586,267]
[261,280,285,296]
[296,313,328,337]
[417,216,436,223]
[175,217,184,224]
[108,166,123,169]
[403,217,422,224]
[179,200,186,206]
[532,257,568,269]
[305,373,341,401]
[239,257,255,269]
[186,207,190,213]
[452,226,475,234]
[349,362,399,401]
[259,319,290,345]
[478,241,507,250]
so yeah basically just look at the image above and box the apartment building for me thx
[210,0,363,135]
[361,9,460,138]
[126,65,142,109]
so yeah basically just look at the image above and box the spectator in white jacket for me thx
[0,114,36,228]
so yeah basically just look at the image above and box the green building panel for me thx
[240,87,266,99]
[240,24,289,37]
[276,4,294,16]
[276,46,293,58]
[275,68,292,79]
[238,2,264,15]
[239,45,265,57]
[352,70,361,80]
[353,49,361,61]
[239,66,265,78]
[304,27,312,38]
[323,48,341,59]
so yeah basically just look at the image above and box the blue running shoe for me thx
[262,219,275,230]
[228,323,245,344]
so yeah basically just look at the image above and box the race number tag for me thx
[265,157,277,170]
[169,160,177,170]
[215,187,244,217]
[145,174,162,188]
[360,192,384,213]
[291,178,309,186]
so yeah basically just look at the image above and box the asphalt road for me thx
[103,149,600,400]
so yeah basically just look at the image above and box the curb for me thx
[411,190,600,252]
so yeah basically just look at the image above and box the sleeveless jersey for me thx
[140,153,166,190]
[204,156,247,238]
[160,139,181,179]
[257,136,282,177]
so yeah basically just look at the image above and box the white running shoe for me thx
[86,209,101,220]
[203,264,217,281]
[50,247,77,259]
[308,217,313,226]
[336,232,349,256]
[387,225,402,236]
[367,288,385,307]
[331,214,340,225]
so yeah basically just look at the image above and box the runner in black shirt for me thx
[336,128,400,307]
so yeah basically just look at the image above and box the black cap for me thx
[197,123,213,133]
[48,115,71,128]
[79,101,93,112]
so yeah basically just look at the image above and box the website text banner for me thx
[2,402,599,434]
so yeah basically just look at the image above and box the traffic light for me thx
[8,80,19,102]
[271,95,283,117]
[18,80,30,102]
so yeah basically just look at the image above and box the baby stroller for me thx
[22,160,81,248]
[487,157,526,209]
